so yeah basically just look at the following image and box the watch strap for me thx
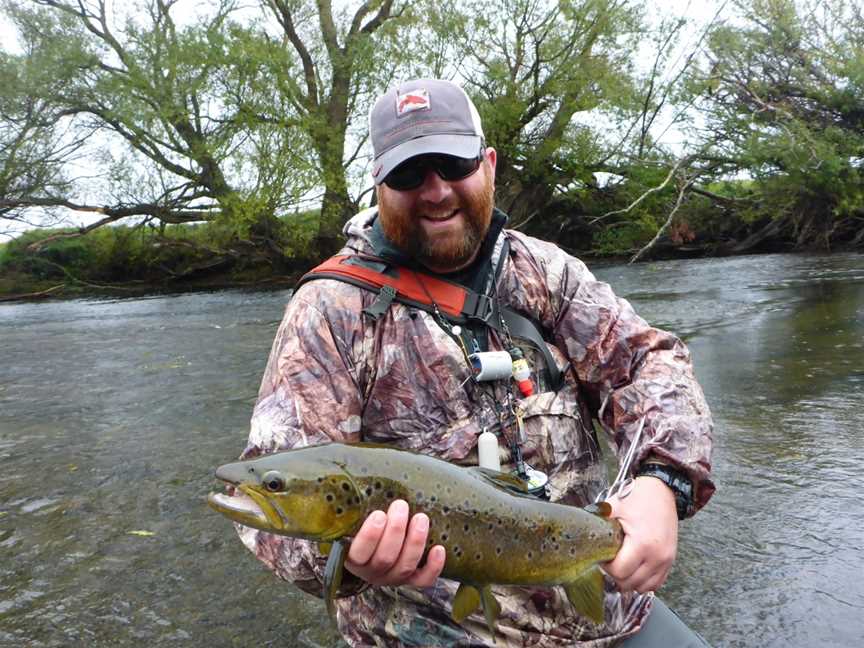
[635,463,694,520]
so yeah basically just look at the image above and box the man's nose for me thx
[417,168,453,204]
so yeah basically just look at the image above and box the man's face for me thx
[376,147,497,273]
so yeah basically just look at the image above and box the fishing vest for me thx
[297,251,563,391]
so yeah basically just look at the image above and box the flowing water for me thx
[1,252,862,647]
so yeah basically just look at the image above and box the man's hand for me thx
[603,476,679,594]
[344,499,446,587]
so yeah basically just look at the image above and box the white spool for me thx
[477,431,501,471]
[468,350,512,381]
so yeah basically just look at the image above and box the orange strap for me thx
[305,255,469,318]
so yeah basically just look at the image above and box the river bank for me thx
[2,212,862,303]
[4,244,862,303]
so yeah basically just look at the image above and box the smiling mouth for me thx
[421,209,460,222]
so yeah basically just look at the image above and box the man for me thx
[236,79,714,646]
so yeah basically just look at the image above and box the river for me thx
[1,252,862,647]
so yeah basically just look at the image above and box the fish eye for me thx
[262,471,285,492]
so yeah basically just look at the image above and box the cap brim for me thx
[372,134,482,185]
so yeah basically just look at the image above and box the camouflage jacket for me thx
[236,208,714,647]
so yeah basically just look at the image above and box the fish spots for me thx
[326,494,334,502]
[341,483,351,492]
[527,551,534,559]
[374,481,383,491]
[364,487,373,496]
[386,490,395,499]
[335,507,344,516]
[495,547,502,556]
[441,533,449,542]
[463,523,470,532]
[474,552,482,561]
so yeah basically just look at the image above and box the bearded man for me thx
[235,79,714,647]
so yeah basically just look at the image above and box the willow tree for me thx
[257,0,413,249]
[426,0,643,230]
[692,0,864,250]
[1,0,318,258]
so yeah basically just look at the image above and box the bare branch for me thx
[591,155,693,224]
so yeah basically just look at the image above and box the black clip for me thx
[463,292,493,323]
[362,285,397,320]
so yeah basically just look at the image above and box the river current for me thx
[1,252,862,647]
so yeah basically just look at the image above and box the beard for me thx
[377,163,495,272]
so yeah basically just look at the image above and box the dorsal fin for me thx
[469,467,530,494]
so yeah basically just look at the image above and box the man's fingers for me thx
[346,509,387,566]
[344,501,445,588]
[366,500,410,573]
[406,545,446,587]
[603,537,641,582]
[615,561,669,594]
[384,512,430,581]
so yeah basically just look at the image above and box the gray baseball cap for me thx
[369,79,484,185]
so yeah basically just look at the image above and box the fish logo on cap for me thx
[396,88,430,116]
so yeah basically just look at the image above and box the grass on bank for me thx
[0,211,321,299]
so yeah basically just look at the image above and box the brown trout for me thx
[208,442,623,637]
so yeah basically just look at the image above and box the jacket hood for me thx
[341,207,380,255]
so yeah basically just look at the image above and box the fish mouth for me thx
[207,490,270,529]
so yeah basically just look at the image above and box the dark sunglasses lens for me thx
[384,164,425,191]
[384,154,482,190]
[438,156,481,180]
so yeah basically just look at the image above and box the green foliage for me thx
[590,223,654,256]
[691,0,864,247]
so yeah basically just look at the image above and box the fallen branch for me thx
[629,175,696,264]
[0,284,65,302]
[24,258,140,291]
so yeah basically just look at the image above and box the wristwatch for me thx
[635,463,694,520]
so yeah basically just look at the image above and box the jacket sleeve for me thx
[541,247,715,513]
[234,281,370,597]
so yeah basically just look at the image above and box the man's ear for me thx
[484,146,497,183]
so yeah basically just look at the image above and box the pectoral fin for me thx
[322,539,347,620]
[564,566,606,624]
[479,585,501,643]
[452,583,481,623]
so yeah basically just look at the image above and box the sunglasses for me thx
[383,150,485,191]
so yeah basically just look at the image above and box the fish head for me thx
[208,448,368,542]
